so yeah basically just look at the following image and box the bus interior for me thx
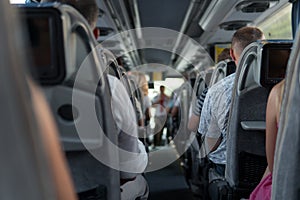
[2,0,300,199]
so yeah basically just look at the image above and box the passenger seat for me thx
[222,40,292,199]
[20,4,121,200]
[272,31,300,199]
[209,60,236,87]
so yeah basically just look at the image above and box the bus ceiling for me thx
[15,0,294,73]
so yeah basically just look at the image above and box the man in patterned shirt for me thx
[188,48,232,133]
[198,27,264,176]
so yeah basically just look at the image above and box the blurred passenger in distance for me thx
[152,85,169,147]
[129,71,151,125]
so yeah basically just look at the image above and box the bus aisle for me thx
[145,145,194,200]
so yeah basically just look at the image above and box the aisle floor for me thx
[145,146,194,200]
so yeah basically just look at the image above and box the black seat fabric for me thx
[20,4,120,200]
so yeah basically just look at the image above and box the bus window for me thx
[258,4,292,39]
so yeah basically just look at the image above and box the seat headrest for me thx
[209,59,236,87]
[19,4,66,85]
[237,40,292,93]
[19,3,101,85]
[259,41,292,88]
[193,74,206,97]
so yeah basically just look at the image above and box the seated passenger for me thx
[41,0,149,199]
[188,48,231,133]
[129,71,151,125]
[108,76,148,200]
[249,80,285,200]
[198,27,264,176]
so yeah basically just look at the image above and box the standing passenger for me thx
[152,85,169,147]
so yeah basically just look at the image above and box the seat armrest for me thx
[240,121,266,131]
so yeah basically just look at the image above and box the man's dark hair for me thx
[231,27,264,56]
[42,0,98,28]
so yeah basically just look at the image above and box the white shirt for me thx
[108,75,148,178]
[152,94,169,117]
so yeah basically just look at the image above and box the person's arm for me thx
[188,88,208,132]
[188,98,201,132]
[30,81,77,200]
[205,137,221,153]
[260,166,270,181]
[198,89,217,148]
[265,83,280,173]
[152,95,160,105]
[171,106,179,117]
[171,97,180,117]
[188,114,200,132]
[199,88,223,153]
[145,107,151,120]
[144,96,151,121]
[204,113,222,153]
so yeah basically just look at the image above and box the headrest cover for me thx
[20,5,66,85]
[260,42,292,88]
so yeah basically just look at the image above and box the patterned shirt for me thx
[198,73,235,165]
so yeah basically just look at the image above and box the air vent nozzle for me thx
[236,0,279,13]
[219,21,251,31]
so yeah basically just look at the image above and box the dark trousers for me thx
[154,115,167,146]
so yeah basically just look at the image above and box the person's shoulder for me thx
[107,74,120,81]
[210,73,235,91]
[107,75,127,94]
[269,79,285,101]
[273,79,285,91]
[221,73,235,85]
[107,74,117,85]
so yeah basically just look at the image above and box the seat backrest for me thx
[193,73,207,98]
[0,1,70,199]
[172,80,193,154]
[226,40,292,198]
[272,31,300,199]
[209,60,236,87]
[102,48,122,79]
[203,67,214,86]
[19,4,121,200]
